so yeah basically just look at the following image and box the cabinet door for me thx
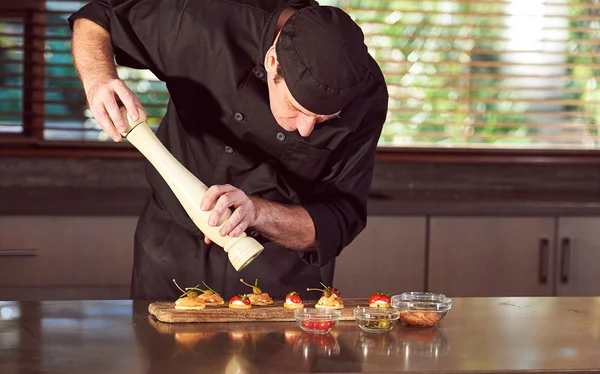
[333,216,427,298]
[428,217,554,297]
[556,217,600,296]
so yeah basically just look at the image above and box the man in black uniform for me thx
[68,0,388,301]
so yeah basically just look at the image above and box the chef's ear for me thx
[264,46,279,74]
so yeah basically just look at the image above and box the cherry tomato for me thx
[286,291,302,304]
[303,320,314,329]
[317,321,334,331]
[369,292,391,305]
[229,294,251,305]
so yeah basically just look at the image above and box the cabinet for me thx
[428,216,600,297]
[3,214,599,301]
[0,216,138,300]
[333,216,427,298]
[556,217,600,296]
[428,217,555,297]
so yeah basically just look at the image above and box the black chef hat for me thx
[276,6,371,115]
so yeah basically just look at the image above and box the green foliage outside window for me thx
[567,0,600,139]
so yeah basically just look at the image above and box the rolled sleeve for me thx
[302,201,346,266]
[300,97,388,267]
[68,0,111,32]
[67,0,179,78]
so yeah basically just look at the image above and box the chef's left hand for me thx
[200,184,257,244]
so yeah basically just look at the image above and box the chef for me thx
[68,0,388,300]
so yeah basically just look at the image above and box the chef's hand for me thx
[200,184,258,244]
[85,78,146,142]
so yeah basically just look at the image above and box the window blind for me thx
[0,15,25,135]
[0,0,598,150]
[43,0,168,141]
[322,0,600,149]
[0,0,168,142]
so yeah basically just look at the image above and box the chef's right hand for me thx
[85,78,146,142]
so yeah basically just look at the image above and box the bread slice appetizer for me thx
[172,279,224,307]
[172,279,206,310]
[229,294,252,309]
[240,278,273,306]
[283,291,304,309]
[189,281,225,306]
[174,297,206,310]
[307,283,344,310]
[369,292,391,308]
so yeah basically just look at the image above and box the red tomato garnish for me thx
[229,294,251,305]
[286,291,302,304]
[369,292,391,305]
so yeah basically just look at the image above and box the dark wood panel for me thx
[4,144,600,165]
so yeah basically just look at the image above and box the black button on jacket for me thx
[69,0,389,301]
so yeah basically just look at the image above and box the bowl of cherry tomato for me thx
[294,308,341,334]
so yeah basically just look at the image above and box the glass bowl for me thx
[294,308,341,334]
[391,292,452,327]
[353,307,400,333]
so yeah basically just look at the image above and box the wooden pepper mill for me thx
[118,107,264,271]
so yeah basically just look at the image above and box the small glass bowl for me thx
[353,307,400,333]
[391,292,452,327]
[294,308,341,334]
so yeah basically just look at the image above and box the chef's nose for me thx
[297,116,317,137]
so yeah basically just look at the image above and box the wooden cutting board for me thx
[148,298,370,323]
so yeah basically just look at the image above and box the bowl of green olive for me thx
[353,307,400,333]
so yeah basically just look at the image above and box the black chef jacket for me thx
[68,0,388,301]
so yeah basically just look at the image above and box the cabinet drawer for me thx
[0,216,137,287]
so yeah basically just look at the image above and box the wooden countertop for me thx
[1,297,600,373]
